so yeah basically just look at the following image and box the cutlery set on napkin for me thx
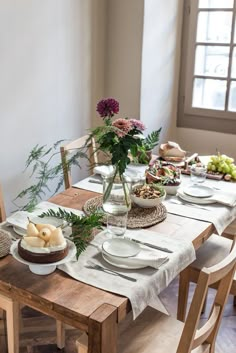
[88,236,170,274]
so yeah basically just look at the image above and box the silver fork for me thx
[169,199,210,211]
[85,261,137,282]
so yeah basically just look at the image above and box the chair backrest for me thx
[177,241,236,353]
[0,183,6,222]
[60,135,98,189]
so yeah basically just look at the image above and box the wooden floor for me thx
[0,277,235,353]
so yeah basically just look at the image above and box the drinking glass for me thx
[106,211,128,237]
[190,164,207,184]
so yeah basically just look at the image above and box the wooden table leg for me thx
[0,293,20,353]
[88,303,118,353]
[56,320,65,349]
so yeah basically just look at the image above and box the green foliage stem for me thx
[14,141,89,212]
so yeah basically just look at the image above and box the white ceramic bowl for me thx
[163,182,181,195]
[131,190,166,208]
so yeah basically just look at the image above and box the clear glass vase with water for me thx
[102,173,131,236]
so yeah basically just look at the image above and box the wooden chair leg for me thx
[201,290,208,314]
[76,333,88,353]
[0,294,20,353]
[56,320,65,349]
[177,269,190,322]
[233,296,236,306]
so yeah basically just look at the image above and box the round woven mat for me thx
[83,196,167,229]
[0,230,13,258]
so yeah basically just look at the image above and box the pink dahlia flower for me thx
[112,118,132,137]
[130,119,145,131]
[96,98,119,118]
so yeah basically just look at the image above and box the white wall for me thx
[105,0,144,119]
[0,0,106,214]
[141,0,183,146]
[176,128,236,159]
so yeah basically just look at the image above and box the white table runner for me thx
[58,229,196,319]
[164,176,236,235]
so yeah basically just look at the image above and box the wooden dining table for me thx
[0,187,216,353]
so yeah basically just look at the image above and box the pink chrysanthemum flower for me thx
[112,118,132,137]
[96,98,119,118]
[130,119,146,131]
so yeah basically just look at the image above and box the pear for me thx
[38,228,51,242]
[23,236,45,248]
[49,228,65,246]
[35,223,56,232]
[26,223,39,237]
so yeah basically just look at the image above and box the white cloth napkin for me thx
[93,165,114,177]
[178,188,236,207]
[6,201,83,230]
[93,164,148,182]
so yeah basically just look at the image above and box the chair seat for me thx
[191,234,232,270]
[117,307,208,353]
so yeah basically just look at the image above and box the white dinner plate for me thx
[102,252,147,269]
[177,189,216,205]
[183,185,214,198]
[102,238,140,258]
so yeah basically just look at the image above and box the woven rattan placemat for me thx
[83,196,167,229]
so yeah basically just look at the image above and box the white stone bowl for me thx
[131,190,166,208]
[163,182,181,195]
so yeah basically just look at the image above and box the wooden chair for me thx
[60,135,98,189]
[0,183,6,222]
[0,184,65,352]
[77,240,236,353]
[0,183,20,353]
[177,233,236,322]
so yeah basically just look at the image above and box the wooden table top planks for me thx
[0,187,215,353]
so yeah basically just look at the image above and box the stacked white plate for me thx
[178,185,215,204]
[101,238,145,269]
[101,238,169,269]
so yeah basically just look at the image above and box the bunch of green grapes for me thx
[207,153,236,180]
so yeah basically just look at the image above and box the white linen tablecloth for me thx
[58,229,196,319]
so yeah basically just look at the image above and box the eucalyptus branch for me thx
[15,141,89,212]
[39,208,103,259]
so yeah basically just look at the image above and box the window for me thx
[178,0,236,134]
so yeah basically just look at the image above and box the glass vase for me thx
[102,173,131,236]
[102,174,131,214]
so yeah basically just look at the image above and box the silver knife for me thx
[88,179,102,185]
[125,237,173,253]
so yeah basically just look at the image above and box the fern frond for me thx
[143,128,162,150]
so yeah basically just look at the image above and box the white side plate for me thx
[183,185,214,198]
[102,238,140,258]
[177,190,216,205]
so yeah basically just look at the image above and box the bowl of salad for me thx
[131,183,166,208]
[146,161,181,195]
